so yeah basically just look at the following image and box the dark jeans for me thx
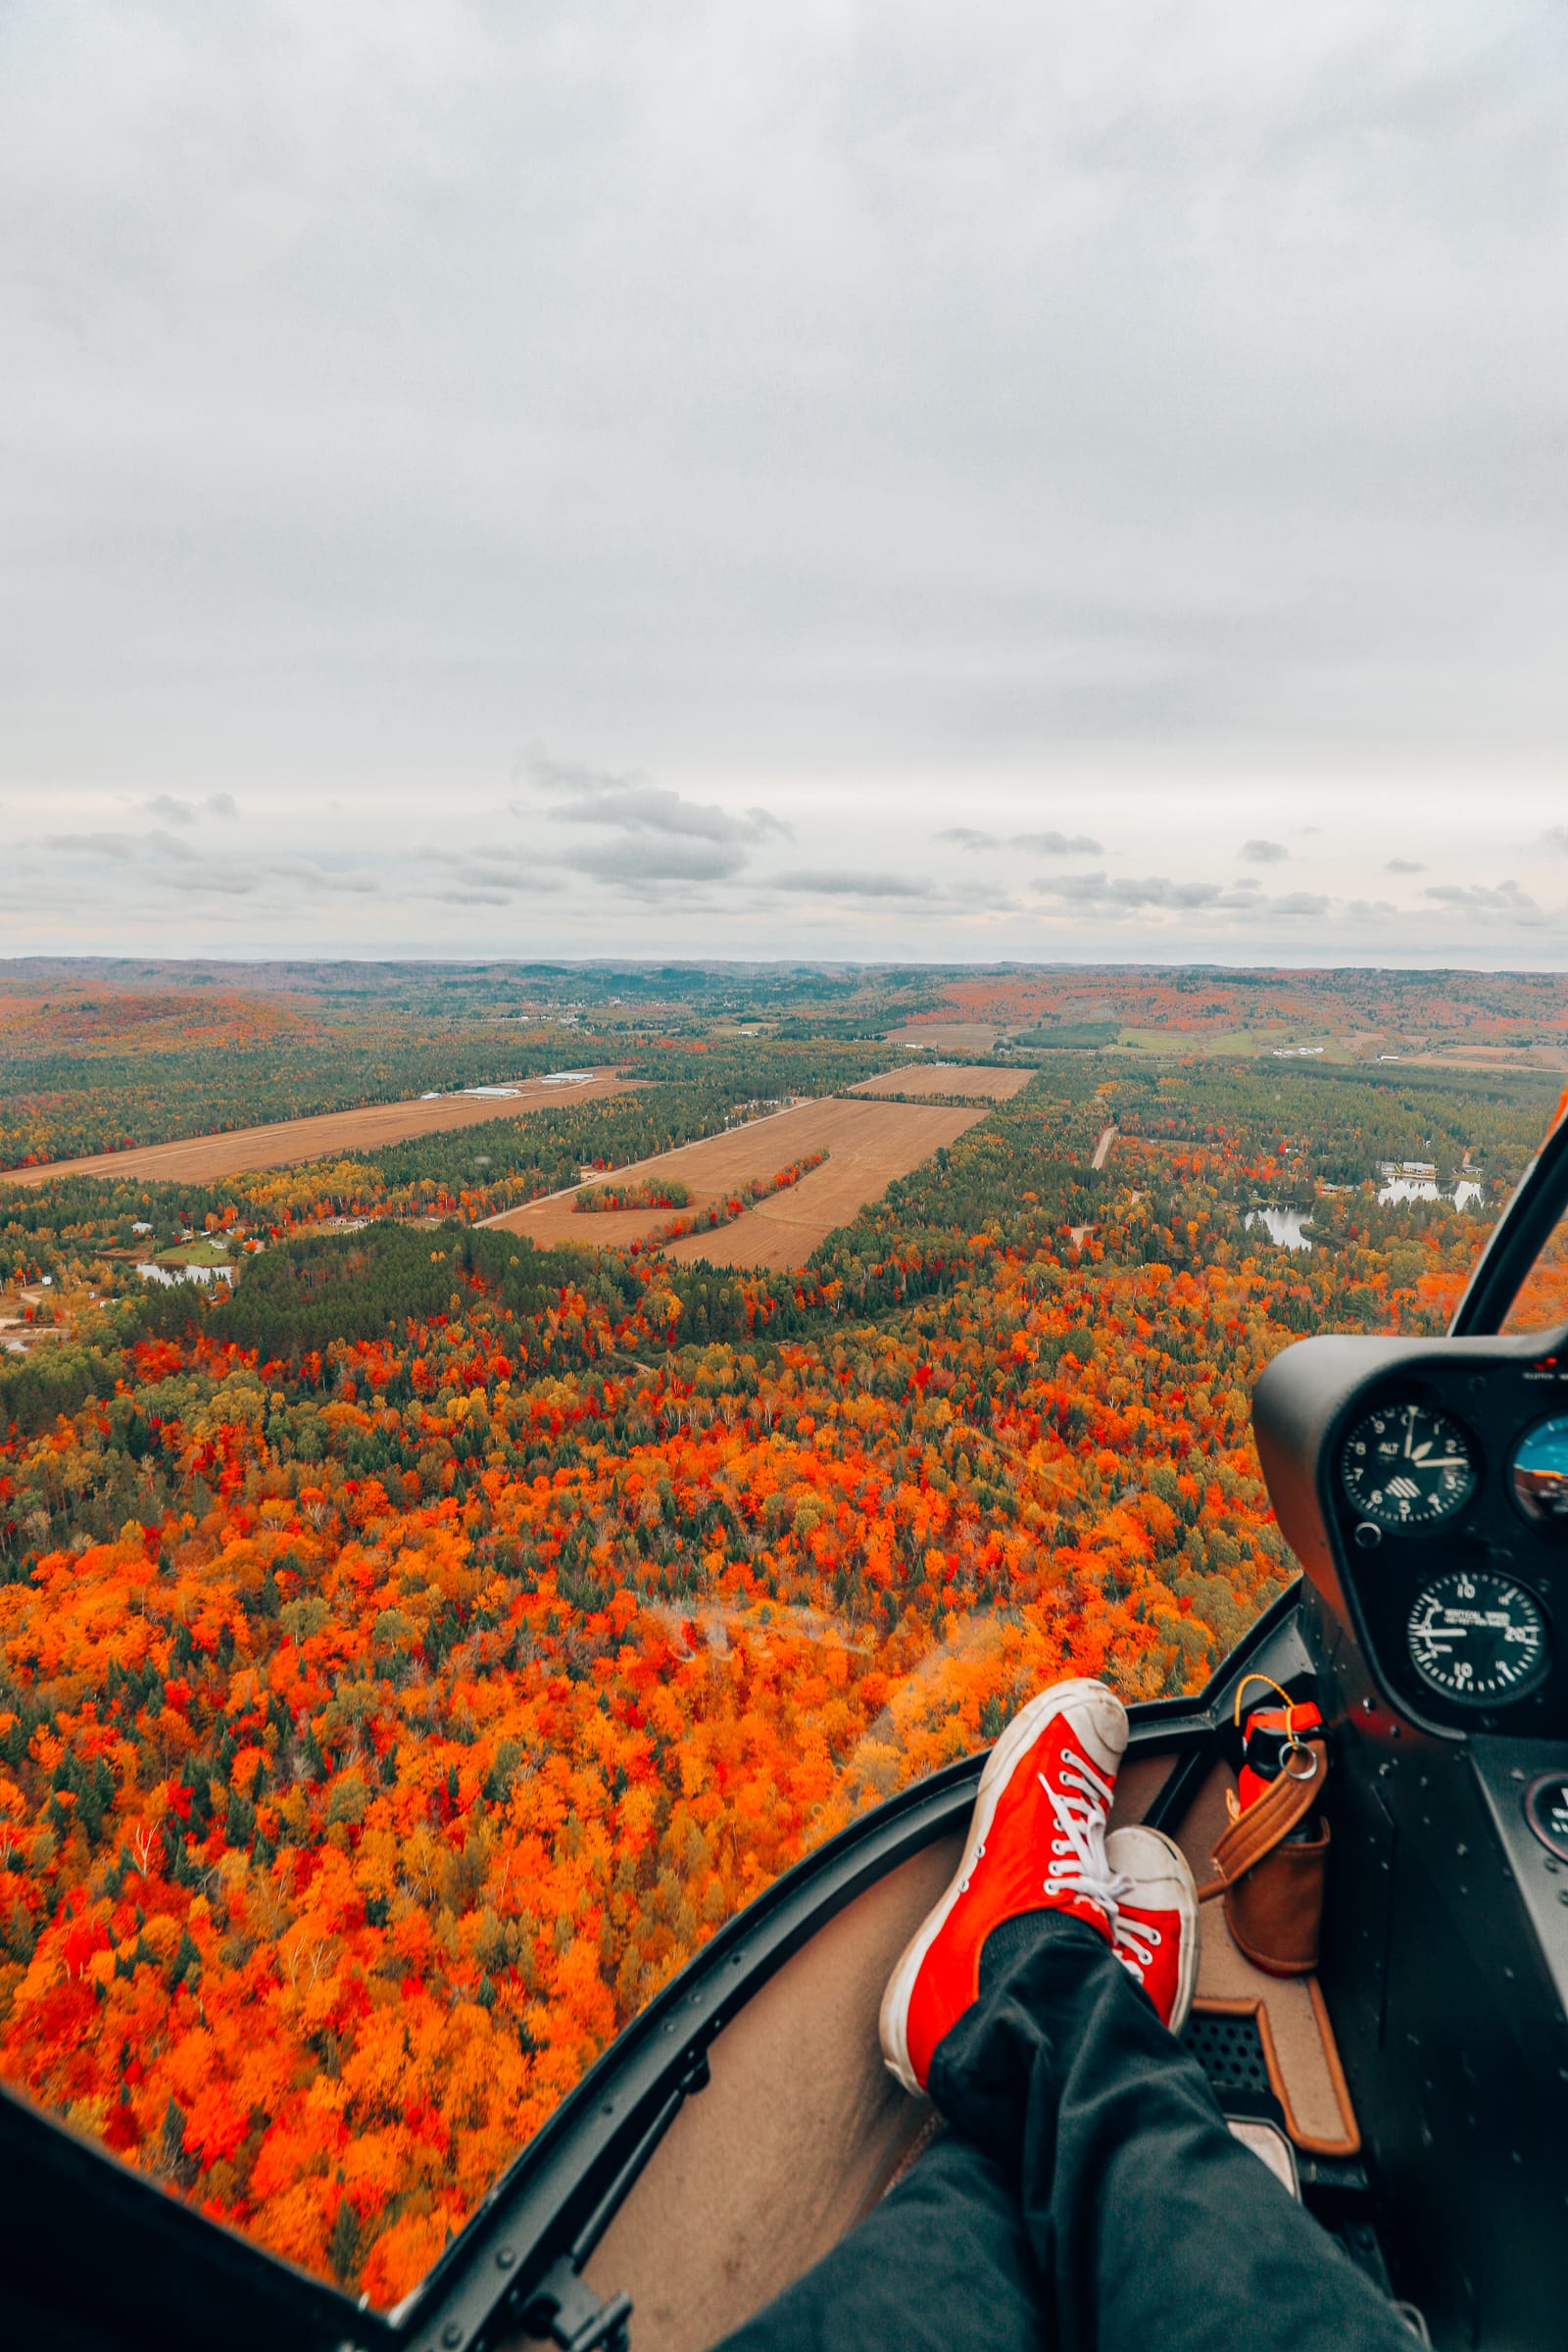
[714,1915,1413,2352]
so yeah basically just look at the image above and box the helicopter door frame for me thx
[1450,1089,1568,1338]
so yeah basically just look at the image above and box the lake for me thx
[1245,1206,1313,1251]
[1377,1178,1484,1209]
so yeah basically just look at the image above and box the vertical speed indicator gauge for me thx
[1407,1571,1549,1704]
[1341,1399,1479,1529]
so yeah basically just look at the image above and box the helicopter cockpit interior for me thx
[5,1106,1568,2352]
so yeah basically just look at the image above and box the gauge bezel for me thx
[1338,1393,1483,1536]
[1508,1410,1568,1534]
[1405,1568,1552,1707]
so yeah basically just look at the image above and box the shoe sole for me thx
[878,1678,1128,2094]
[1104,1824,1200,2036]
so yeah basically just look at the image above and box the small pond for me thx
[1244,1206,1313,1251]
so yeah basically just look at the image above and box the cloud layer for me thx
[1,2,1565,962]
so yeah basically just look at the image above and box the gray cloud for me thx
[1034,871,1265,910]
[1546,828,1568,853]
[525,751,787,847]
[1425,878,1541,914]
[141,792,237,823]
[160,854,382,899]
[162,865,261,897]
[1385,858,1424,873]
[1241,839,1288,863]
[938,826,1102,855]
[1030,869,1330,919]
[1011,830,1103,856]
[771,869,934,899]
[564,837,750,885]
[1270,891,1332,916]
[44,830,141,858]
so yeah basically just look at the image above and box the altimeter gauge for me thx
[1341,1399,1479,1529]
[1406,1570,1549,1705]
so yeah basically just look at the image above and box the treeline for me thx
[0,1083,793,1285]
[0,1031,594,1172]
[576,1179,692,1212]
[616,1039,895,1092]
[0,1054,908,1286]
[1101,1058,1559,1188]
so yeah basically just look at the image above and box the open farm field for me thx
[483,1094,991,1266]
[661,1097,993,1268]
[882,1021,1000,1053]
[1,1071,635,1189]
[849,1063,1031,1100]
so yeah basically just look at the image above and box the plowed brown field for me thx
[483,1094,996,1269]
[849,1064,1031,1101]
[3,1072,638,1188]
[882,1022,1001,1054]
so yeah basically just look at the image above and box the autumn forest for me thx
[1,963,1563,2307]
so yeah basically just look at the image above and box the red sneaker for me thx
[1103,1825,1200,2033]
[879,1679,1129,2094]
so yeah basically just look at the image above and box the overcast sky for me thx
[3,1,1566,967]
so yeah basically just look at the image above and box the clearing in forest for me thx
[882,1021,1002,1054]
[849,1063,1032,1101]
[3,1071,638,1188]
[483,1094,994,1268]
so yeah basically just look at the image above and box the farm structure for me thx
[3,1071,637,1188]
[483,1089,1002,1269]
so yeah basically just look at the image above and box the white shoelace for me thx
[1113,1914,1161,1978]
[1041,1746,1133,1921]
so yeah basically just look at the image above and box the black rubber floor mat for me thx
[1183,2008,1271,2095]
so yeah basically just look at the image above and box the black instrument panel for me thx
[1321,1349,1568,1736]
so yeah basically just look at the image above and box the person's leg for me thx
[712,1677,1415,2352]
[933,1909,1415,2352]
[711,2127,1049,2352]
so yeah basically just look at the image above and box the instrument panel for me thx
[1317,1348,1568,1737]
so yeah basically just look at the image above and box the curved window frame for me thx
[1450,1090,1568,1340]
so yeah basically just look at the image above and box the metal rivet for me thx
[496,2247,515,2270]
[443,2327,464,2348]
